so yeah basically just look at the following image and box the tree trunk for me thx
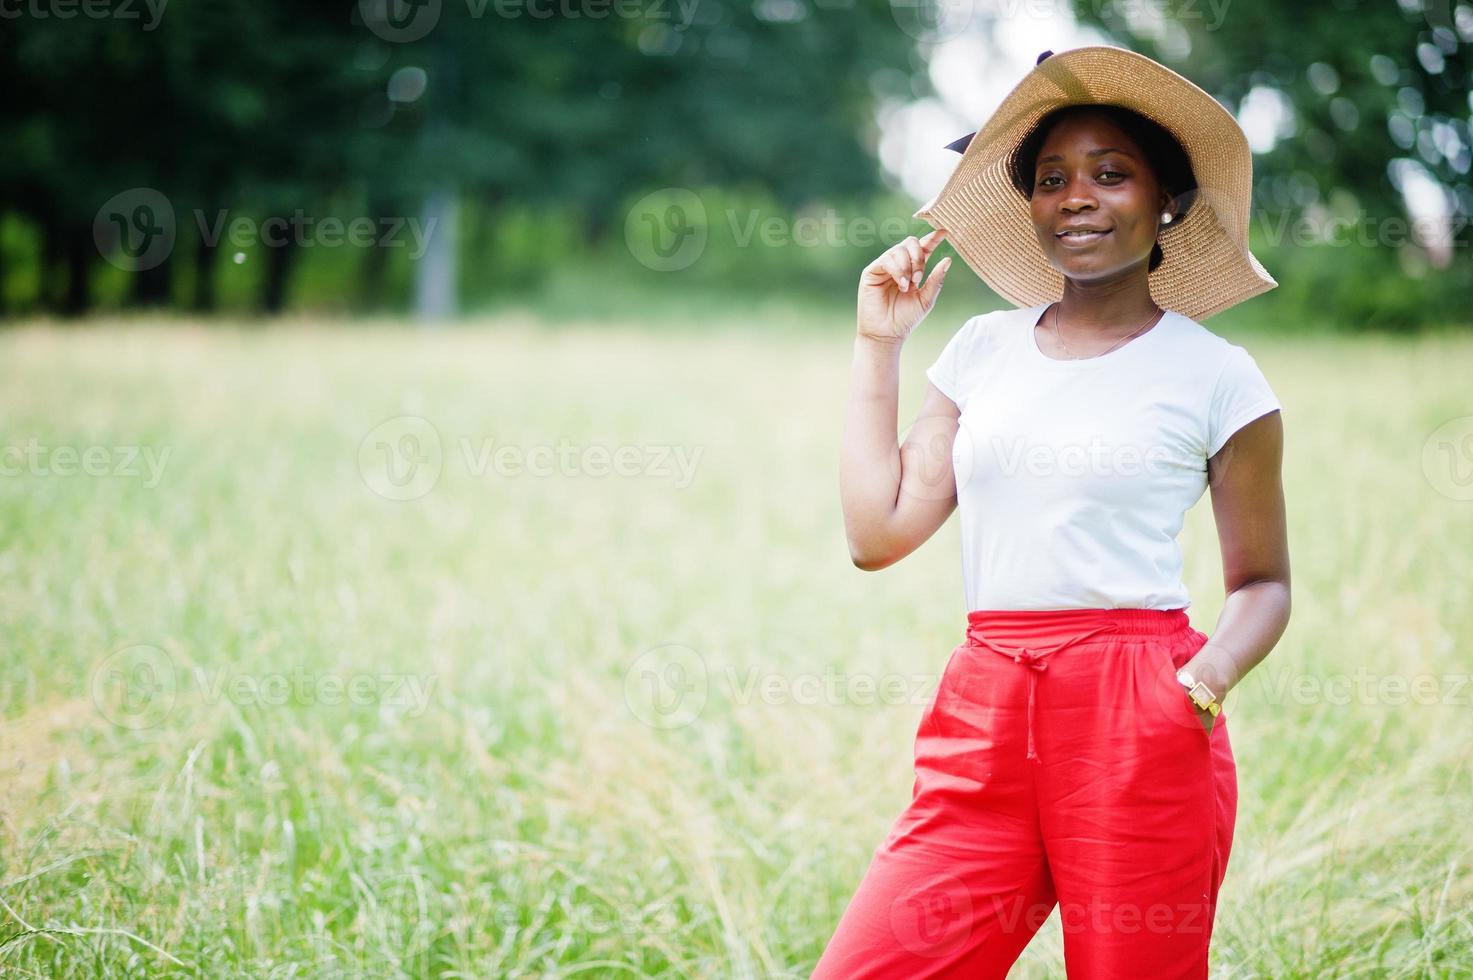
[129,254,173,308]
[261,237,297,314]
[63,224,91,317]
[358,231,389,311]
[193,235,218,313]
[583,206,610,249]
[41,217,62,312]
[414,187,458,323]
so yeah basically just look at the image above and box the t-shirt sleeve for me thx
[925,315,984,409]
[1207,344,1281,457]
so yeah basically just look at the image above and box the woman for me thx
[824,47,1291,979]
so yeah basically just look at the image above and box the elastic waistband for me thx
[964,607,1191,646]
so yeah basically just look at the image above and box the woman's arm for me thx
[841,229,958,570]
[842,350,961,570]
[1184,409,1292,725]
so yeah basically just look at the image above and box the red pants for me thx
[812,608,1237,979]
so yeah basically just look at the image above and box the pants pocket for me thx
[1154,637,1216,742]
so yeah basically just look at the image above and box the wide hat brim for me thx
[913,45,1277,321]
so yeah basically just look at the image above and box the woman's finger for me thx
[916,255,951,308]
[916,230,948,286]
[860,253,901,287]
[859,256,892,285]
[919,228,948,259]
[863,251,907,291]
[900,237,925,288]
[882,252,912,292]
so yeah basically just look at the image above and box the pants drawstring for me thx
[964,622,1121,763]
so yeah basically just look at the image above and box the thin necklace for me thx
[1049,302,1165,360]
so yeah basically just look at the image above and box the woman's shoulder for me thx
[1162,309,1222,342]
[1158,309,1259,361]
[1156,312,1277,408]
[954,304,1041,344]
[935,306,1022,353]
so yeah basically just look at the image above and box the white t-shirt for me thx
[925,301,1282,612]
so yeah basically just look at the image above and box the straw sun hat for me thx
[913,45,1277,321]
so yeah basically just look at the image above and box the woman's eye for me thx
[1038,171,1122,187]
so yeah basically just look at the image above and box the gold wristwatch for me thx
[1176,667,1221,717]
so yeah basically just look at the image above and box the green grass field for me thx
[2,310,1471,977]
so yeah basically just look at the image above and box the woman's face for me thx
[1028,112,1171,283]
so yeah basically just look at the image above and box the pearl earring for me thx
[1161,211,1173,224]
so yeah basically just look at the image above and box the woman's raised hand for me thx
[856,228,952,344]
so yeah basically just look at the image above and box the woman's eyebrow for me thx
[1037,146,1137,166]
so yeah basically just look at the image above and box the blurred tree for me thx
[1072,0,1471,326]
[1,0,920,316]
[16,0,1465,326]
[364,0,919,316]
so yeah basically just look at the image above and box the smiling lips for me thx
[1056,227,1112,246]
